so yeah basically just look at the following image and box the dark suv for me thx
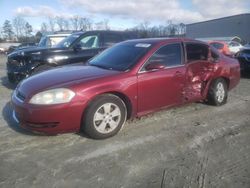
[7,30,138,83]
[236,45,250,73]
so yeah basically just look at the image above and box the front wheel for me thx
[7,73,16,83]
[207,78,228,106]
[82,94,127,139]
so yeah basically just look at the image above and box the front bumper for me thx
[7,62,28,83]
[6,59,36,82]
[11,91,87,135]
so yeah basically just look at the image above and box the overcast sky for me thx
[0,0,249,31]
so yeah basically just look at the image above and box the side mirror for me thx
[145,61,165,71]
[73,43,82,51]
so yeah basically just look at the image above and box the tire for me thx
[7,73,16,83]
[31,65,53,75]
[207,78,228,106]
[82,94,127,139]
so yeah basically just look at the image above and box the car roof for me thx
[46,33,71,37]
[71,30,138,36]
[209,40,227,44]
[121,37,207,45]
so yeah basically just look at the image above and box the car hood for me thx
[18,65,120,98]
[15,46,37,51]
[8,46,66,57]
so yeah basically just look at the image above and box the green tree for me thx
[2,20,14,40]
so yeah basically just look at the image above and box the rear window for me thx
[186,43,209,61]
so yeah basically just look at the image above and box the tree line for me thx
[0,15,186,43]
[0,17,33,42]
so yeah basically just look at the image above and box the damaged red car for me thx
[12,38,240,139]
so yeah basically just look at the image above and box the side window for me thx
[210,42,224,50]
[186,43,209,61]
[143,43,182,70]
[103,34,122,48]
[78,35,99,49]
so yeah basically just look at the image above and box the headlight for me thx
[29,88,75,105]
[18,51,25,56]
[47,56,68,63]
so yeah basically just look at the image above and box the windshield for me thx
[38,36,47,47]
[38,36,68,47]
[56,34,80,48]
[89,42,152,71]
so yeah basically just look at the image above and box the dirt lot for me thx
[0,54,249,188]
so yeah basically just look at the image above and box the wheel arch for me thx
[82,91,133,122]
[203,76,230,99]
[217,76,230,89]
[105,91,133,120]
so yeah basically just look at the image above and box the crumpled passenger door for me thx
[183,60,214,102]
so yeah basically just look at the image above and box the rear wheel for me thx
[207,78,228,106]
[82,94,127,139]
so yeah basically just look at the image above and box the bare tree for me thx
[40,22,48,33]
[12,16,26,38]
[70,15,80,31]
[95,19,110,30]
[85,18,93,31]
[24,22,32,37]
[70,16,93,31]
[48,17,56,32]
[56,16,65,31]
[79,17,92,31]
[63,19,70,30]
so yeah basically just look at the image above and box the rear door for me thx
[184,42,215,102]
[137,43,186,114]
[100,32,123,49]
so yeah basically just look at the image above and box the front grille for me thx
[16,90,26,102]
[8,59,20,66]
[26,122,59,128]
[8,58,27,67]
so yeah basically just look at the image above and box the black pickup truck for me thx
[7,30,138,83]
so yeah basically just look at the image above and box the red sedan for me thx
[12,38,240,139]
[208,41,232,56]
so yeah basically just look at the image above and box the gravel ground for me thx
[0,54,249,188]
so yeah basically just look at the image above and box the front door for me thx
[137,43,186,115]
[71,34,101,64]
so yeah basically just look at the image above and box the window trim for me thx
[138,42,185,74]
